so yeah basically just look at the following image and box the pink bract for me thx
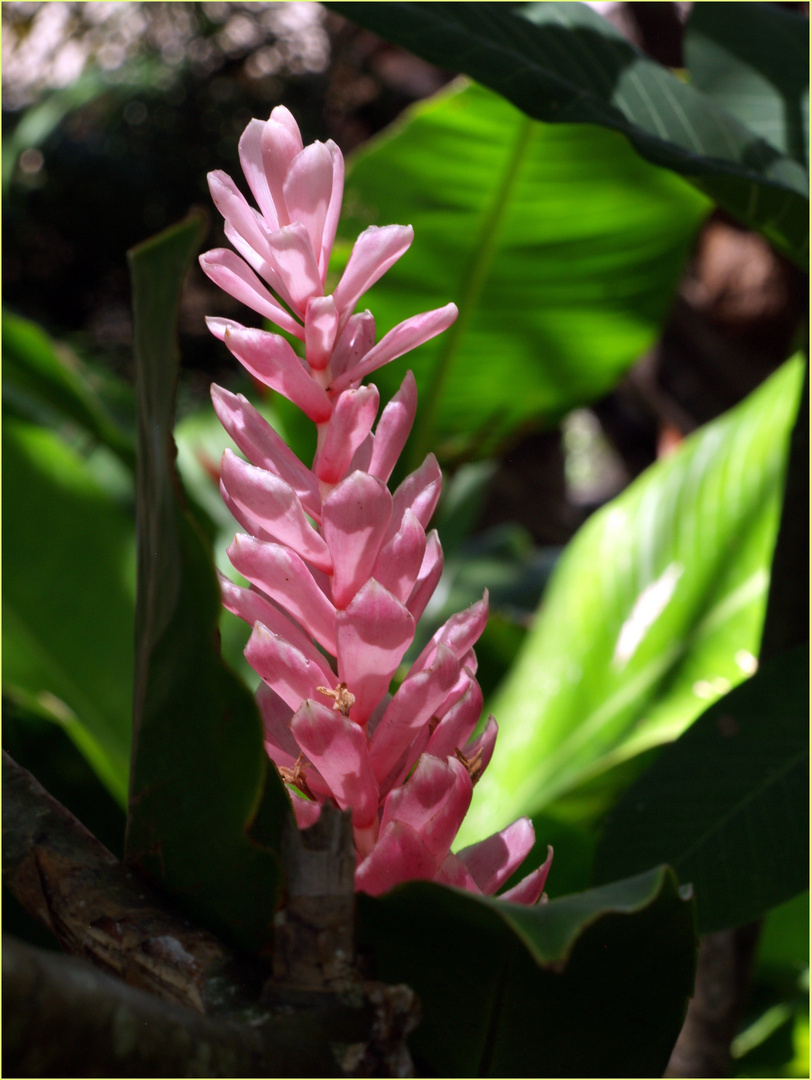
[205,105,551,904]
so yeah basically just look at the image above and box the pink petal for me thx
[207,170,271,264]
[332,225,413,323]
[322,472,392,609]
[380,755,472,863]
[283,142,334,270]
[330,303,458,393]
[367,371,418,483]
[424,679,484,761]
[304,295,339,371]
[260,106,304,227]
[313,386,380,486]
[218,572,326,667]
[371,509,426,604]
[369,642,458,785]
[436,852,482,892]
[355,821,438,897]
[222,220,293,308]
[238,118,279,227]
[199,249,303,338]
[245,622,335,713]
[229,534,337,654]
[211,385,321,520]
[291,700,380,833]
[330,311,376,382]
[461,714,498,779]
[412,592,489,675]
[336,579,415,725]
[291,796,322,829]
[499,846,554,905]
[390,454,443,537]
[205,316,243,342]
[319,140,345,280]
[406,529,444,621]
[223,326,332,424]
[220,477,280,547]
[220,450,332,573]
[255,682,298,768]
[347,434,374,476]
[456,818,536,896]
[266,223,323,316]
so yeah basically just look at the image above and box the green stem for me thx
[407,112,535,471]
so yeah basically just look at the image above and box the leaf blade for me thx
[593,645,809,933]
[125,213,290,950]
[330,1,808,264]
[360,865,696,1076]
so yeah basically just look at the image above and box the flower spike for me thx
[204,106,550,903]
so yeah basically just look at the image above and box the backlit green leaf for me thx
[3,418,134,804]
[459,358,804,847]
[337,80,709,466]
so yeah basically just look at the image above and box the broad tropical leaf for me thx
[334,80,709,466]
[459,358,804,846]
[593,645,809,933]
[3,418,135,804]
[360,865,695,1076]
[330,1,808,265]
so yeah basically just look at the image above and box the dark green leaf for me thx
[685,3,808,168]
[593,645,809,933]
[330,1,808,265]
[756,891,809,974]
[459,358,804,847]
[760,361,808,661]
[2,310,135,470]
[125,213,290,950]
[360,866,696,1076]
[337,80,709,464]
[3,418,135,804]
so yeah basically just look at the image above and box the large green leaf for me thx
[3,418,134,804]
[360,865,695,1076]
[330,1,808,265]
[593,645,809,933]
[2,309,136,470]
[458,358,804,847]
[125,214,290,950]
[336,80,709,466]
[685,3,808,169]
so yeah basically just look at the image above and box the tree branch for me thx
[3,933,340,1078]
[2,753,420,1076]
[2,750,264,1015]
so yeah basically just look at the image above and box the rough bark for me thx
[3,752,420,1076]
[3,933,336,1078]
[2,750,264,1015]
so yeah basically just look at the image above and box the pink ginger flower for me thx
[203,106,552,903]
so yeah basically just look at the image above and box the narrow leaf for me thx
[125,213,290,950]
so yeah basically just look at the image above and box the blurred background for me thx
[3,1,805,522]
